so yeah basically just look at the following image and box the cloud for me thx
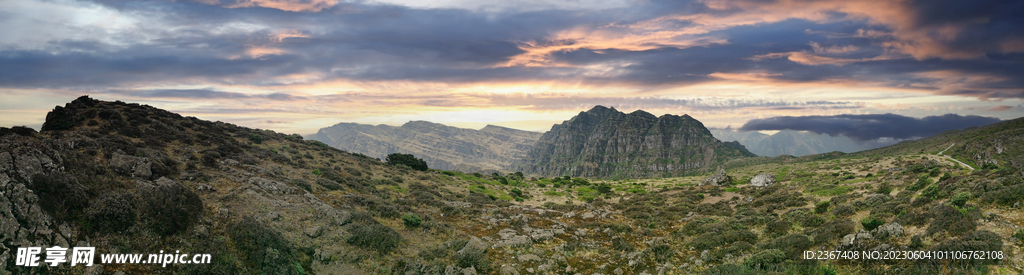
[104,89,305,100]
[739,113,1002,142]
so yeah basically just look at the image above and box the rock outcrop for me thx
[700,168,730,186]
[514,106,755,178]
[750,173,775,187]
[308,121,541,172]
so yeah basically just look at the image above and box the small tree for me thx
[385,153,428,171]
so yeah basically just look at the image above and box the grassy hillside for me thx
[1,97,1021,274]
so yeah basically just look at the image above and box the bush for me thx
[831,204,855,218]
[909,175,932,191]
[385,153,428,171]
[920,184,940,199]
[690,230,757,250]
[230,217,307,275]
[141,179,204,236]
[29,172,90,217]
[765,220,791,237]
[347,222,401,254]
[86,192,137,233]
[402,213,422,228]
[810,220,855,245]
[861,216,886,231]
[950,192,972,208]
[876,182,892,194]
[247,133,263,144]
[815,201,831,214]
[744,249,787,270]
[760,234,812,258]
[926,204,977,236]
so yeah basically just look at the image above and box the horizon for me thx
[2,0,1022,142]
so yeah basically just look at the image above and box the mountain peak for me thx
[516,108,754,178]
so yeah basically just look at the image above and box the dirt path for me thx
[937,143,974,170]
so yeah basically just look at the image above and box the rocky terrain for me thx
[710,129,871,157]
[1,97,1022,274]
[308,121,541,172]
[514,106,755,179]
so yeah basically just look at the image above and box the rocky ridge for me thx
[515,106,755,179]
[308,121,541,172]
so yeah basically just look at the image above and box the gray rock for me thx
[871,222,904,240]
[84,264,104,275]
[500,265,520,275]
[614,268,624,275]
[700,168,729,186]
[498,228,518,240]
[315,248,333,263]
[459,237,488,258]
[305,226,323,238]
[496,235,532,247]
[518,254,541,262]
[750,173,775,187]
[110,153,151,179]
[463,266,477,275]
[247,177,294,194]
[700,250,711,262]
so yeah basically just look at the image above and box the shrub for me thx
[815,201,831,214]
[760,234,812,258]
[765,220,791,237]
[926,204,977,236]
[385,153,428,171]
[744,249,787,270]
[347,222,401,254]
[831,204,855,218]
[230,217,307,275]
[861,216,886,231]
[28,172,90,221]
[810,220,855,245]
[920,184,939,199]
[86,192,137,233]
[950,192,972,208]
[876,182,892,194]
[247,133,263,144]
[690,230,757,250]
[402,213,422,228]
[649,244,674,262]
[311,169,323,176]
[909,175,932,191]
[141,179,204,236]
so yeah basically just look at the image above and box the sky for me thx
[1,0,1022,143]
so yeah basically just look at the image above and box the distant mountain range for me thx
[307,121,541,172]
[513,106,755,178]
[710,129,875,157]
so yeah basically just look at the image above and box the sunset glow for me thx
[1,0,1021,135]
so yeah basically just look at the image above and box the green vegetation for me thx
[248,133,263,144]
[402,213,422,228]
[386,153,428,171]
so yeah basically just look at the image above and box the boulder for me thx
[750,173,775,187]
[110,153,151,179]
[871,222,903,240]
[699,168,730,186]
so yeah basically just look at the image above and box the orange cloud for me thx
[214,0,338,12]
[990,105,1014,111]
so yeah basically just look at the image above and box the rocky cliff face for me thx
[514,106,755,178]
[308,121,541,172]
